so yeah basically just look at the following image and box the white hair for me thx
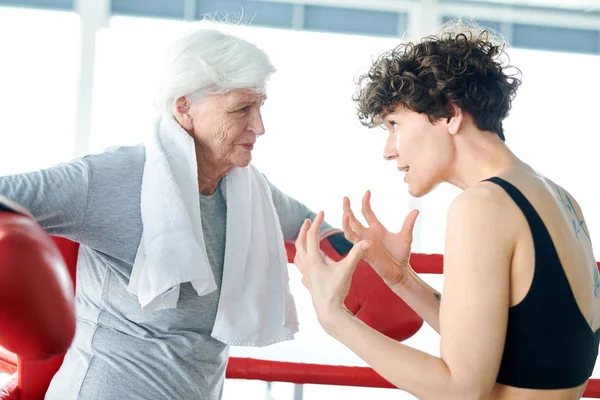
[154,27,275,115]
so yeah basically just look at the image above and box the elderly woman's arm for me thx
[266,178,340,241]
[0,159,89,240]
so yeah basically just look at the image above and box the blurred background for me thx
[0,0,599,398]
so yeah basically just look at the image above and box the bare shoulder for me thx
[544,176,593,243]
[447,180,519,223]
[545,176,585,214]
[445,181,522,256]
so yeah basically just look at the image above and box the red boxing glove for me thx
[0,211,75,361]
[286,234,423,342]
[348,259,423,341]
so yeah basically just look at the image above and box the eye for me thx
[238,106,250,113]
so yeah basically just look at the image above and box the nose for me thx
[248,109,265,136]
[383,133,398,161]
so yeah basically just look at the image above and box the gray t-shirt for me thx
[0,145,331,400]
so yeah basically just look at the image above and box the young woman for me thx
[294,20,600,400]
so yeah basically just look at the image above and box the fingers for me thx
[343,197,365,234]
[361,190,380,226]
[295,212,328,275]
[400,209,420,242]
[342,213,360,243]
[307,211,324,255]
[295,218,311,255]
[343,240,371,271]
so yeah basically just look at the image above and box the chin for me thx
[232,155,252,168]
[407,186,426,198]
[407,179,438,198]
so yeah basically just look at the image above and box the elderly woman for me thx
[295,21,600,400]
[0,28,342,399]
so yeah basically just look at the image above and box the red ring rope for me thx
[223,254,600,398]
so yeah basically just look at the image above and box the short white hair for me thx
[154,27,275,115]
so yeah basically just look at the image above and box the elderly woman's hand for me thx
[294,211,370,330]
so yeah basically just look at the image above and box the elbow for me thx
[442,381,493,400]
[421,386,489,400]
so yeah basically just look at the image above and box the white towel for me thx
[128,114,298,347]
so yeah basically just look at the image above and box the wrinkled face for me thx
[178,90,266,169]
[382,108,455,197]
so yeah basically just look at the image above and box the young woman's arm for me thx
[304,185,516,400]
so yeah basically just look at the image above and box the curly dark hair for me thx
[353,20,522,141]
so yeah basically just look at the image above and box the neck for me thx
[445,130,523,190]
[195,142,232,195]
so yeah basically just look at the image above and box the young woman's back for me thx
[482,165,599,399]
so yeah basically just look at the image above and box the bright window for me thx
[0,6,79,175]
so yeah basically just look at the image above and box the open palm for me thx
[343,190,419,286]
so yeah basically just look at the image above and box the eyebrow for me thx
[381,116,394,126]
[233,95,267,108]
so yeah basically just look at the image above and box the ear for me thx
[446,104,464,136]
[174,96,194,132]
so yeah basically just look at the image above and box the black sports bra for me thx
[486,177,600,389]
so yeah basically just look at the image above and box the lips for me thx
[397,165,410,172]
[239,143,254,150]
